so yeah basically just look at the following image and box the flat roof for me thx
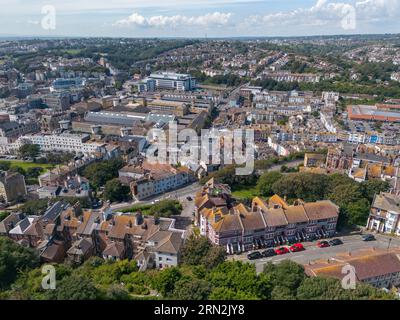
[348,105,400,121]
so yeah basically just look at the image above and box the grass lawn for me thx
[232,186,259,200]
[0,160,55,171]
[120,204,153,215]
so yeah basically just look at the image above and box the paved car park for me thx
[228,233,400,273]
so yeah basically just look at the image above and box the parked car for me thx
[317,240,330,248]
[329,239,343,246]
[289,243,305,252]
[275,247,289,255]
[262,248,277,257]
[186,196,193,201]
[362,234,375,241]
[247,251,263,260]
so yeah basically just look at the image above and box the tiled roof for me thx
[305,249,400,282]
[154,231,183,254]
[373,192,400,213]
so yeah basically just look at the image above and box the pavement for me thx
[228,232,400,273]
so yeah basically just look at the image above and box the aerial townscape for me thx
[3,31,400,301]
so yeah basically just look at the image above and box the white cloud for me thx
[356,0,400,19]
[115,11,232,28]
[245,0,400,28]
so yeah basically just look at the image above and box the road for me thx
[228,233,400,273]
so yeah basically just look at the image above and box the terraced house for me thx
[196,179,339,253]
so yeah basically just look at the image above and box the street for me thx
[228,233,400,273]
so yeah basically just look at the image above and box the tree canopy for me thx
[18,144,40,159]
[0,237,40,290]
[82,158,124,188]
[103,178,131,202]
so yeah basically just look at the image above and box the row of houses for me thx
[0,200,185,270]
[195,179,340,252]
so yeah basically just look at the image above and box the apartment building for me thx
[19,133,105,154]
[149,72,196,91]
[0,120,39,143]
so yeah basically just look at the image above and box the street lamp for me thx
[388,238,392,250]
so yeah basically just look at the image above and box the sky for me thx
[1,0,399,38]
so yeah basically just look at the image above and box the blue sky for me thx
[1,0,399,37]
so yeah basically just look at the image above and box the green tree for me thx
[360,179,390,202]
[105,284,131,300]
[49,274,100,300]
[272,173,329,202]
[172,278,212,300]
[346,198,371,226]
[82,158,124,188]
[180,235,226,269]
[10,263,72,300]
[0,161,11,171]
[296,277,346,300]
[0,237,40,289]
[180,235,212,265]
[263,260,305,297]
[271,285,296,300]
[18,144,40,159]
[256,171,283,196]
[103,179,131,202]
[209,287,259,300]
[201,246,227,270]
[207,261,272,299]
[297,276,395,300]
[21,199,51,215]
[328,183,363,208]
[151,267,182,297]
[0,211,9,221]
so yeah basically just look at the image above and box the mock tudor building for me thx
[197,179,339,253]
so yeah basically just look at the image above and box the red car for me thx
[289,243,305,252]
[275,247,289,255]
[317,240,330,248]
